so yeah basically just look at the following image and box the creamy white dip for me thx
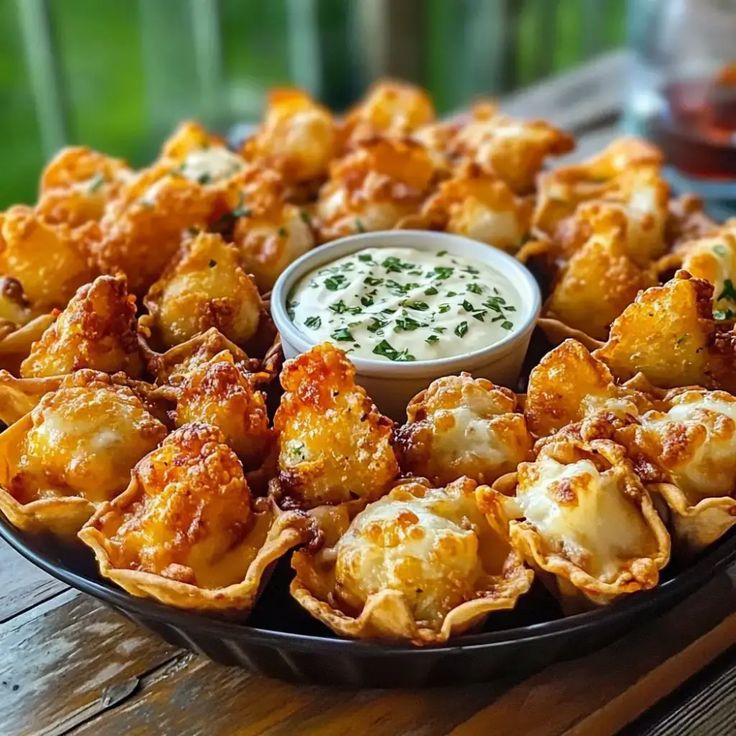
[288,246,522,362]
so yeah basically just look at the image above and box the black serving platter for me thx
[2,516,734,688]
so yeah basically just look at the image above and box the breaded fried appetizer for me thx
[341,80,435,146]
[533,137,663,235]
[450,102,574,193]
[0,205,98,311]
[0,370,166,538]
[227,167,315,291]
[396,374,532,485]
[594,271,715,388]
[143,232,262,349]
[543,212,655,340]
[174,351,273,470]
[479,436,670,609]
[20,275,142,378]
[37,146,132,226]
[626,389,736,552]
[525,340,654,439]
[291,477,532,644]
[94,151,225,296]
[315,137,435,242]
[242,88,337,185]
[79,423,312,611]
[415,165,531,251]
[273,343,399,508]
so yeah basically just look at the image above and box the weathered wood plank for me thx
[450,570,736,736]
[65,570,736,736]
[0,539,67,623]
[69,653,501,736]
[0,591,177,736]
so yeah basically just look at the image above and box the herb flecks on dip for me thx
[287,246,521,362]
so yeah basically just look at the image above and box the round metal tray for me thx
[2,517,734,688]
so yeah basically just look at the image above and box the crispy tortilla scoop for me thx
[0,371,63,425]
[649,482,736,556]
[0,413,95,538]
[0,314,56,375]
[290,490,533,645]
[79,494,313,613]
[481,448,671,612]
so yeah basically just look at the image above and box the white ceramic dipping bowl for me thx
[271,230,541,419]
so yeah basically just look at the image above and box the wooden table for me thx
[3,51,736,736]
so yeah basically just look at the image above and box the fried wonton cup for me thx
[291,477,533,644]
[541,225,654,341]
[0,205,99,311]
[315,137,435,243]
[225,167,315,292]
[525,339,655,439]
[242,88,337,185]
[450,102,574,194]
[594,271,716,388]
[142,231,263,350]
[480,437,670,611]
[142,327,264,386]
[79,423,313,613]
[173,350,274,473]
[0,372,62,425]
[407,165,532,251]
[0,371,167,539]
[396,373,532,485]
[340,80,435,147]
[0,313,56,376]
[94,162,223,296]
[623,388,736,554]
[20,275,143,379]
[532,137,663,235]
[273,343,399,509]
[37,146,132,227]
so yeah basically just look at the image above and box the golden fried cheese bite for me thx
[542,210,655,341]
[227,167,315,292]
[524,340,654,439]
[0,205,98,311]
[533,137,663,235]
[673,220,736,318]
[594,271,716,388]
[291,477,532,644]
[0,371,167,538]
[242,88,337,185]
[450,102,574,193]
[78,423,312,612]
[143,232,262,350]
[414,166,531,251]
[20,275,143,379]
[37,146,132,227]
[396,374,532,485]
[626,389,736,553]
[340,80,435,146]
[94,158,223,296]
[315,137,435,242]
[479,436,670,610]
[273,343,399,508]
[174,351,273,471]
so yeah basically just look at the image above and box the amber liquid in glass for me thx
[646,74,736,181]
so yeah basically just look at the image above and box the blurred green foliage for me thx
[0,0,625,209]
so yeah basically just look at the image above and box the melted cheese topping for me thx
[16,386,166,504]
[642,390,736,499]
[517,455,652,580]
[334,486,482,625]
[289,247,522,362]
[178,146,245,184]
